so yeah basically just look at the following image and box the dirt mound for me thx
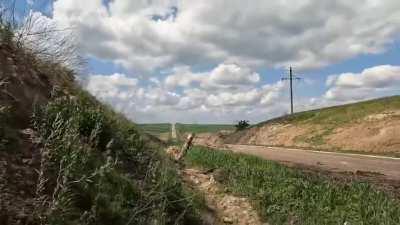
[193,132,227,148]
[221,97,400,156]
[0,42,73,224]
[0,42,74,128]
[327,119,400,154]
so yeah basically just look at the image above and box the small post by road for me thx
[176,133,195,161]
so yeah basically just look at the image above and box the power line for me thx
[281,67,302,115]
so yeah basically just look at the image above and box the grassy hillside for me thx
[0,19,202,225]
[258,96,400,127]
[187,146,400,225]
[225,96,400,155]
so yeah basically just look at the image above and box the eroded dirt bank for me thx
[193,107,400,156]
[182,168,267,225]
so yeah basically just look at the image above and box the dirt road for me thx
[219,144,400,180]
[171,123,177,139]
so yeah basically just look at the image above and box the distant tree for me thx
[235,120,250,131]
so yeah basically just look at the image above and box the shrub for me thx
[235,120,250,131]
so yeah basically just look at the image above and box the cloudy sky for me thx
[7,0,400,123]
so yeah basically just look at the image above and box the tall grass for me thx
[32,90,202,225]
[186,146,400,225]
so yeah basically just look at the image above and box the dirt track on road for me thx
[216,144,400,181]
[171,123,177,139]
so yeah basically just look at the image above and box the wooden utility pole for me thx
[282,67,301,115]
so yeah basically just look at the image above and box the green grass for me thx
[137,123,171,135]
[31,90,203,225]
[257,96,400,127]
[186,146,400,225]
[176,123,234,134]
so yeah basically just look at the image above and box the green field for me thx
[176,123,234,134]
[186,146,400,225]
[257,95,400,127]
[137,123,171,135]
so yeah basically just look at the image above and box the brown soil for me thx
[0,42,74,129]
[326,118,400,154]
[193,132,227,148]
[0,42,72,225]
[0,129,42,225]
[182,168,267,225]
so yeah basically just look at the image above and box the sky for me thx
[5,0,400,124]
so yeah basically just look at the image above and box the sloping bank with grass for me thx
[186,146,400,225]
[0,17,202,224]
[224,96,400,156]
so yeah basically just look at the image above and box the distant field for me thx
[176,123,235,134]
[137,123,171,135]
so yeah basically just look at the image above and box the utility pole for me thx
[282,67,301,115]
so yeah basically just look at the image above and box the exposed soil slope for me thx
[183,168,266,225]
[0,40,74,225]
[223,97,400,155]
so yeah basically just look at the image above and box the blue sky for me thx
[7,0,400,123]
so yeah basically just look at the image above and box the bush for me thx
[235,120,250,131]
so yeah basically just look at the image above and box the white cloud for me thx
[208,63,260,86]
[324,65,400,102]
[165,63,260,90]
[81,65,400,123]
[80,65,288,123]
[50,0,400,72]
[33,1,400,123]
